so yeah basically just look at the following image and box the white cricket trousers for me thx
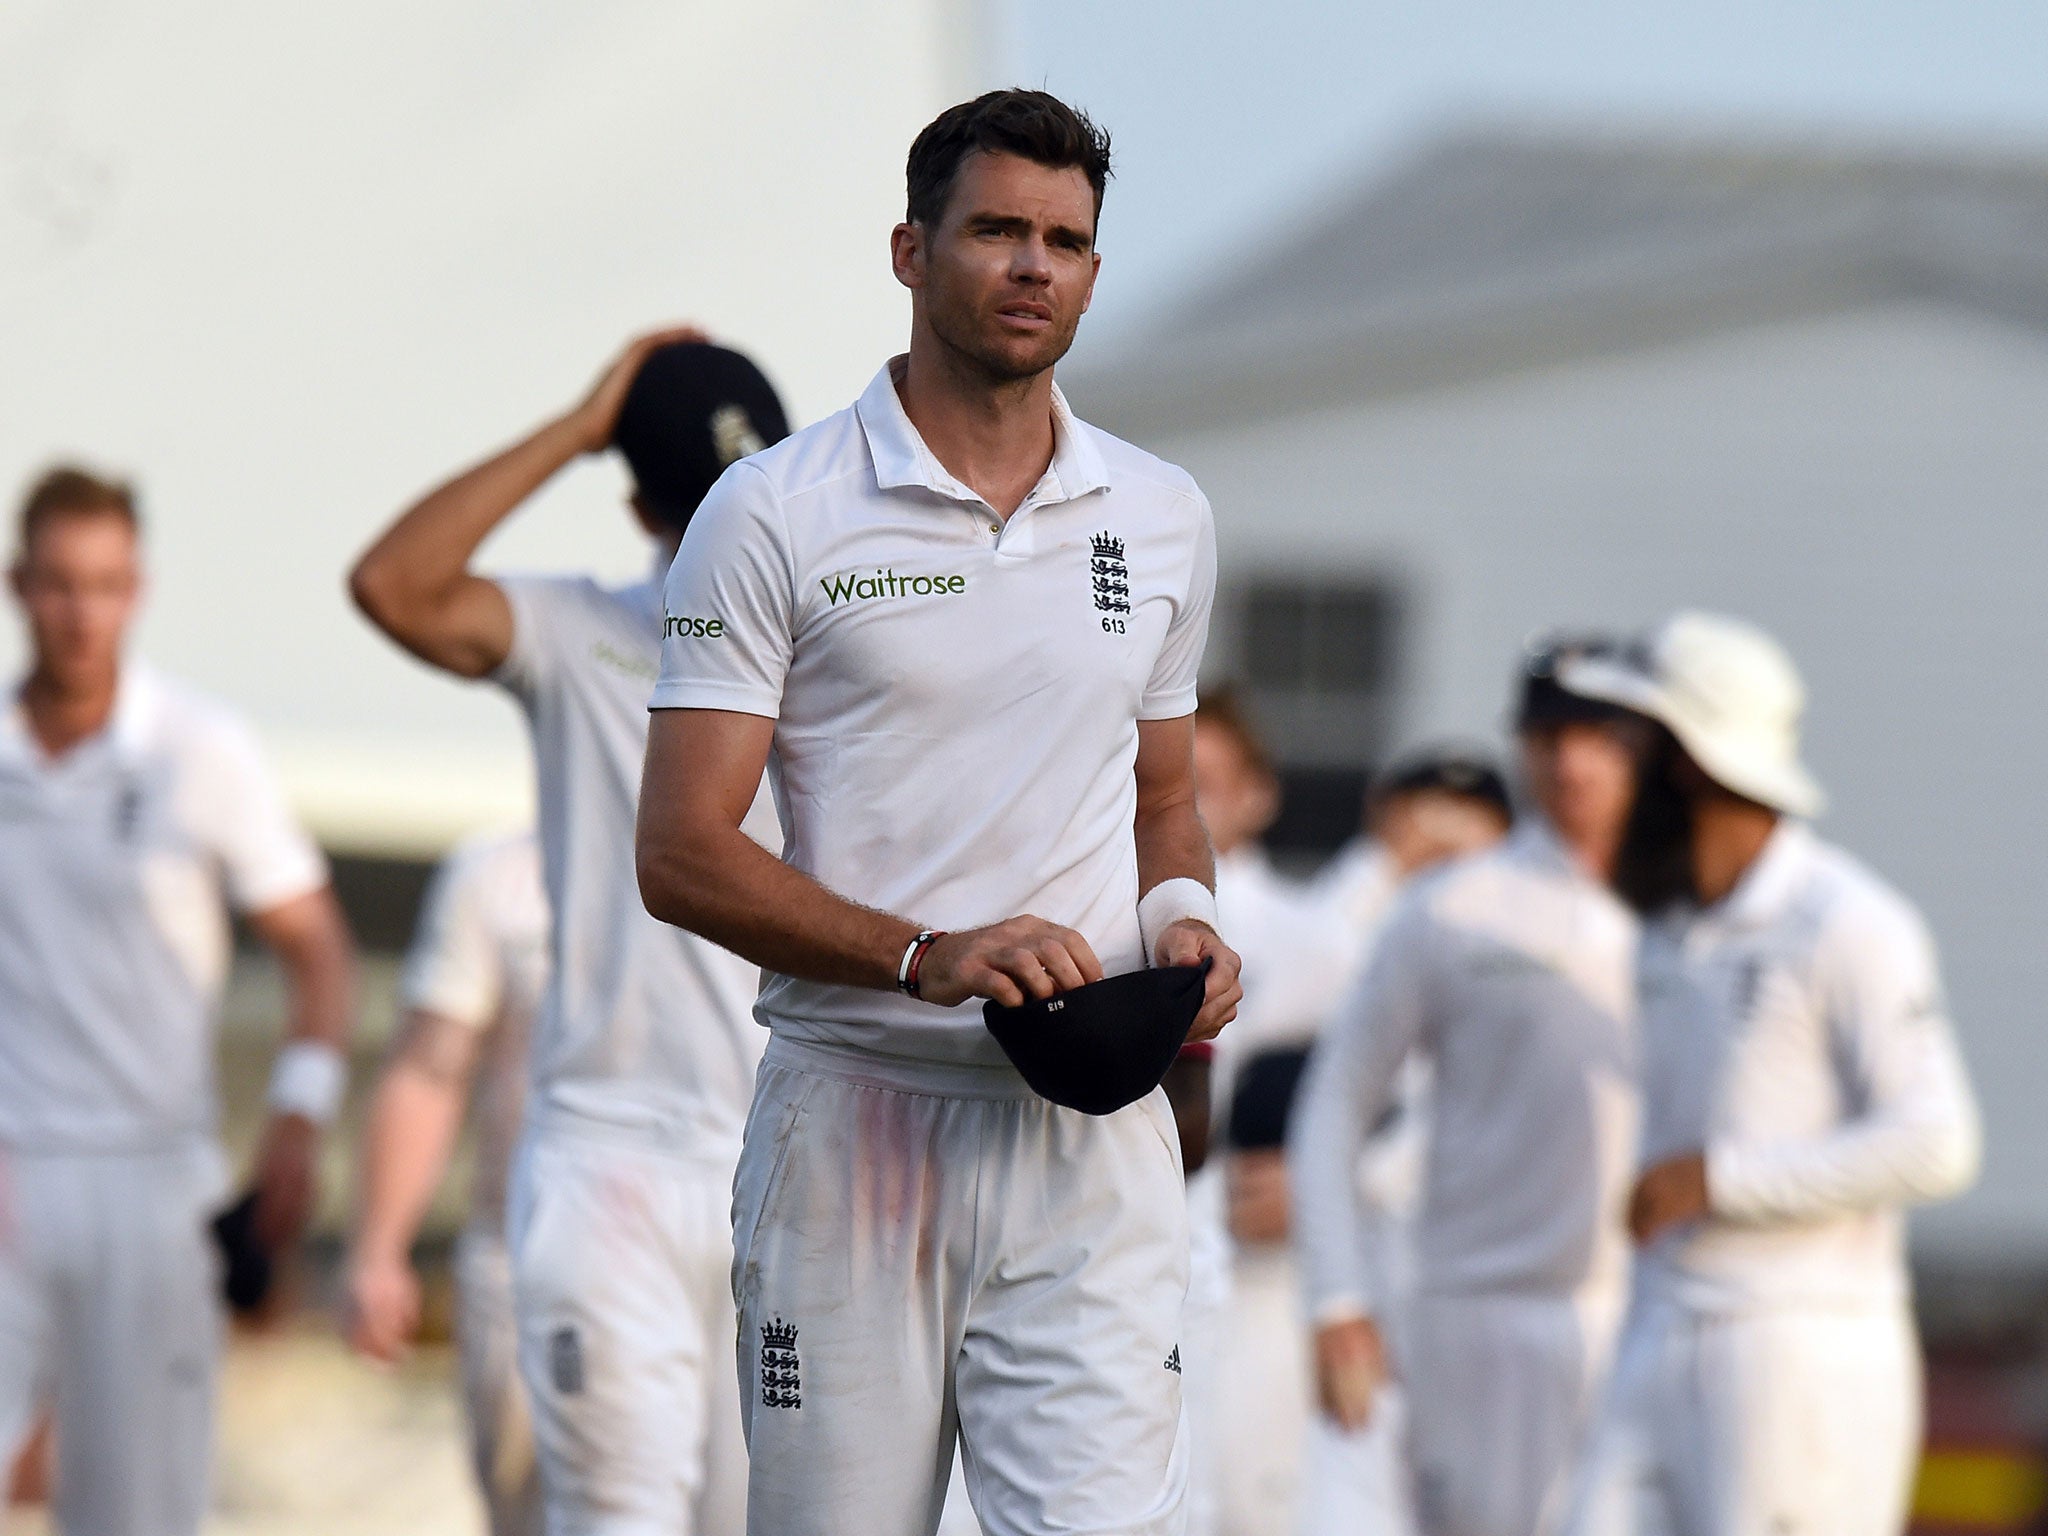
[1402,1289,1623,1536]
[0,1142,226,1536]
[732,1037,1192,1536]
[1562,1299,1922,1536]
[455,1227,543,1536]
[507,1122,748,1536]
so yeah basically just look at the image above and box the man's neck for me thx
[1690,798,1780,907]
[895,334,1058,521]
[18,664,120,760]
[1554,820,1620,884]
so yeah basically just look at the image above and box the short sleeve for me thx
[398,845,505,1030]
[649,463,795,718]
[489,575,589,704]
[201,714,328,914]
[1139,490,1216,721]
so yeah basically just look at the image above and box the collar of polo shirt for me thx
[855,356,1109,510]
[2,662,161,769]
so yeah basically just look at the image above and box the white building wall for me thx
[1081,300,2048,1262]
[0,0,978,850]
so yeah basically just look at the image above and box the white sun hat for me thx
[1557,612,1826,818]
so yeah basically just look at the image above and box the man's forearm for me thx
[640,821,920,990]
[274,892,357,1051]
[353,1063,469,1264]
[1135,797,1217,900]
[348,413,584,657]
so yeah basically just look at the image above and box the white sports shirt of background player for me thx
[1292,819,1641,1331]
[0,665,327,1148]
[490,570,777,1150]
[1627,821,1979,1316]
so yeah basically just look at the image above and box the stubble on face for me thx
[915,151,1099,387]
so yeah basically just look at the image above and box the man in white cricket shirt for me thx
[346,827,548,1536]
[636,91,1244,1536]
[0,466,358,1535]
[1288,747,1516,1536]
[351,335,789,1534]
[1292,638,1645,1536]
[1557,613,1981,1536]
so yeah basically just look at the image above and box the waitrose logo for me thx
[820,568,968,605]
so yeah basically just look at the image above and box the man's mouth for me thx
[996,302,1053,330]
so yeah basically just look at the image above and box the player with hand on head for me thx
[1291,637,1645,1536]
[345,827,547,1536]
[1558,614,1980,1536]
[637,89,1241,1536]
[350,333,789,1535]
[0,467,358,1536]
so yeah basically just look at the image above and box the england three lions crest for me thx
[1090,531,1131,632]
[760,1317,802,1410]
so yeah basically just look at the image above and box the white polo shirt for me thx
[398,827,548,1235]
[1634,821,1980,1315]
[651,358,1217,1066]
[1292,823,1641,1319]
[492,569,775,1155]
[0,666,327,1152]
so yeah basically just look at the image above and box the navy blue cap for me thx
[613,342,790,534]
[983,962,1210,1116]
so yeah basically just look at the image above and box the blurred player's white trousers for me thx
[0,1141,226,1536]
[1298,1395,1416,1536]
[455,1227,543,1536]
[1402,1288,1623,1536]
[507,1123,748,1536]
[732,1037,1191,1536]
[1563,1299,1921,1536]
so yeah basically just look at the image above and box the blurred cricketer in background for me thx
[0,467,358,1535]
[1191,700,1514,1536]
[636,90,1242,1536]
[1559,614,1980,1536]
[1292,637,1644,1536]
[346,826,548,1536]
[350,333,789,1535]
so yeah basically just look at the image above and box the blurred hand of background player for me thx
[1314,1314,1390,1432]
[1628,1151,1710,1244]
[563,325,709,455]
[345,1249,423,1365]
[1156,919,1242,1043]
[917,916,1106,1008]
[251,1111,321,1251]
[1226,1149,1291,1245]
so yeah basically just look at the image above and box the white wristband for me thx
[1138,877,1220,966]
[267,1041,347,1126]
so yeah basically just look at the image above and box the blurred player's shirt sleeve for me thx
[194,708,328,914]
[650,462,794,719]
[1138,490,1215,722]
[490,574,584,701]
[1706,896,1982,1224]
[1290,898,1438,1324]
[400,841,508,1030]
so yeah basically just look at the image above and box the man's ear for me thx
[891,221,926,292]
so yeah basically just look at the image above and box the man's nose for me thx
[1011,236,1053,284]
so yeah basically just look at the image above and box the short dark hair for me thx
[906,89,1112,232]
[17,465,140,556]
